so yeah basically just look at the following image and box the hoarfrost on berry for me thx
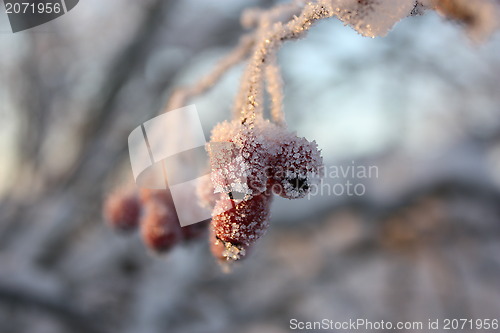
[329,0,416,37]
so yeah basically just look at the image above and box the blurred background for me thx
[0,0,499,332]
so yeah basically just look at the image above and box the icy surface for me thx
[208,117,284,196]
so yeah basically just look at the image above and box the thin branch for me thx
[62,0,174,187]
[265,53,285,126]
[166,33,255,111]
[237,1,335,123]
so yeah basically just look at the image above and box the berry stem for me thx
[236,1,335,125]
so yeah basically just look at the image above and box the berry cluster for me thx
[104,188,209,253]
[203,115,323,263]
[102,0,498,269]
[103,115,323,266]
[103,0,332,267]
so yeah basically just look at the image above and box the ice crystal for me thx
[212,191,272,248]
[208,117,285,196]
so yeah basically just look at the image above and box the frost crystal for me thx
[212,191,272,248]
[270,134,324,199]
[208,117,284,196]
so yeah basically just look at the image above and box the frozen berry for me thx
[209,227,251,262]
[208,118,280,196]
[212,190,272,249]
[269,134,323,199]
[140,200,182,253]
[104,190,141,231]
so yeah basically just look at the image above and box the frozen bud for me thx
[140,200,182,253]
[212,191,272,251]
[270,134,324,199]
[104,190,140,232]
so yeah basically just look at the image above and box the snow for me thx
[329,0,417,37]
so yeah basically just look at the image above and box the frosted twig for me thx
[233,2,304,122]
[264,53,286,126]
[165,34,255,111]
[253,3,301,126]
[237,1,336,125]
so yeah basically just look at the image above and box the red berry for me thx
[269,135,323,199]
[212,191,272,250]
[208,118,279,196]
[140,200,182,253]
[140,188,209,250]
[104,190,140,231]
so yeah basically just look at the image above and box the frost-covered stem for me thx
[165,34,255,111]
[253,3,299,127]
[234,2,304,122]
[265,53,286,126]
[237,1,335,125]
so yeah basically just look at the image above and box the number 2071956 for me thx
[5,2,62,14]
